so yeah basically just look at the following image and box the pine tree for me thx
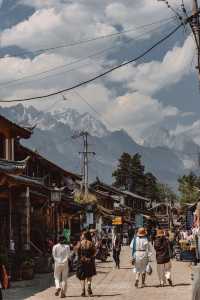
[178,172,199,204]
[129,153,146,195]
[112,152,132,189]
[144,172,159,201]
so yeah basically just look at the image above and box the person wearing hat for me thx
[130,227,151,288]
[52,235,71,298]
[154,229,173,287]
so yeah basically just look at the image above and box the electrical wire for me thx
[0,16,177,60]
[0,23,183,103]
[0,18,176,89]
[72,90,113,129]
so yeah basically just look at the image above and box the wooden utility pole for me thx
[192,0,200,80]
[72,131,95,197]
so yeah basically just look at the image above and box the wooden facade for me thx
[90,180,151,230]
[0,115,81,264]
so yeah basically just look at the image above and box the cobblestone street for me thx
[3,247,192,300]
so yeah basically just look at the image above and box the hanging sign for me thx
[112,216,122,225]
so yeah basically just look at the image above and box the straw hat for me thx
[156,229,165,237]
[137,227,147,237]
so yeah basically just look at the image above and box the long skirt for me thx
[157,261,172,284]
[135,255,148,274]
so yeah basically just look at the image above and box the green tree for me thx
[129,153,146,195]
[157,183,177,205]
[113,152,177,203]
[112,152,132,189]
[178,172,199,205]
[113,153,146,195]
[144,172,160,202]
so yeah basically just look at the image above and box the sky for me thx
[0,0,199,144]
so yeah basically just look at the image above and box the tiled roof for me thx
[0,157,29,174]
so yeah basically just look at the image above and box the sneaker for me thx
[55,289,61,296]
[81,290,86,297]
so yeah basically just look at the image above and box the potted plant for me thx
[20,258,35,280]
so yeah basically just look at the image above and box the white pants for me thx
[54,263,68,294]
[157,262,172,284]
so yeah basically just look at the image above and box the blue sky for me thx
[0,0,199,144]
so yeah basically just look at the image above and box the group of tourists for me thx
[0,226,176,299]
[130,227,173,288]
[52,231,96,298]
[52,226,175,297]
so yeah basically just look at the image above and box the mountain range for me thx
[0,104,198,190]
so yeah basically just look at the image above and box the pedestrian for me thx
[52,235,71,298]
[0,264,8,300]
[76,231,96,297]
[130,227,151,288]
[150,227,156,246]
[154,229,173,287]
[0,264,3,300]
[113,235,122,269]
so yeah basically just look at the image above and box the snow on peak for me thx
[51,108,109,137]
[0,104,109,138]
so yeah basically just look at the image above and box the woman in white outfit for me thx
[130,227,151,288]
[52,235,71,298]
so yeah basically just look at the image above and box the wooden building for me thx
[90,180,151,231]
[0,115,81,262]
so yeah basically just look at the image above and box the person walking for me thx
[52,235,71,298]
[76,231,96,297]
[0,264,8,300]
[154,229,173,287]
[130,227,151,288]
[0,264,3,300]
[113,235,121,269]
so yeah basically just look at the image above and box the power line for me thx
[0,18,176,89]
[0,16,176,60]
[72,90,114,129]
[0,23,183,103]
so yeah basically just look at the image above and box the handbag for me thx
[146,263,153,276]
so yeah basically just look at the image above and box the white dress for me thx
[133,237,151,273]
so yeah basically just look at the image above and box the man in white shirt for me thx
[52,235,71,298]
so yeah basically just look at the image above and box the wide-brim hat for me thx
[137,227,147,237]
[156,229,165,237]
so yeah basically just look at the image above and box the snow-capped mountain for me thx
[0,104,187,189]
[52,108,109,138]
[2,105,109,138]
[143,125,200,171]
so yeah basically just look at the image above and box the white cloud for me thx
[0,0,196,144]
[171,120,200,145]
[110,35,195,95]
[103,91,179,140]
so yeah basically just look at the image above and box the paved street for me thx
[3,247,192,300]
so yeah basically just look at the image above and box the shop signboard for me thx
[112,216,122,225]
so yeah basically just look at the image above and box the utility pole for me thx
[72,131,95,197]
[191,0,200,80]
